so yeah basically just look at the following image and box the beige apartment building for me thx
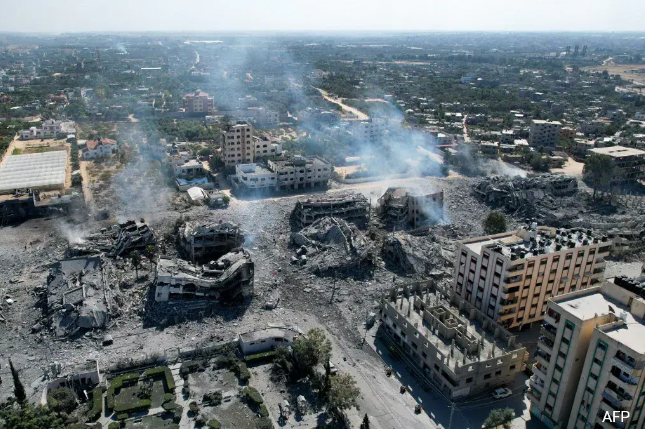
[589,145,645,184]
[222,122,254,167]
[530,120,562,147]
[182,89,214,113]
[379,281,527,399]
[528,279,645,429]
[453,226,610,330]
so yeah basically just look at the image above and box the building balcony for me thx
[605,385,634,408]
[527,387,542,403]
[529,376,545,396]
[602,390,628,412]
[532,362,547,380]
[610,368,639,389]
[612,355,644,377]
[536,351,551,369]
[540,325,556,341]
[544,311,560,328]
[538,336,555,353]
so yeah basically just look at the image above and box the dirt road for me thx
[314,87,369,120]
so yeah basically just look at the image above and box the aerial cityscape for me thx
[1,2,645,429]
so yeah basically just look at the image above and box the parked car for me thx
[492,387,513,399]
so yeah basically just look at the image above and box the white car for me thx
[492,387,513,399]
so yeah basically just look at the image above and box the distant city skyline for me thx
[1,0,644,34]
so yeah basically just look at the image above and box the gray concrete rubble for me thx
[378,187,445,228]
[290,216,374,274]
[473,174,578,212]
[381,232,454,275]
[46,256,112,337]
[179,220,244,261]
[73,219,155,257]
[154,249,254,303]
[292,193,371,227]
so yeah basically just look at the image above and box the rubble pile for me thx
[179,221,244,261]
[292,193,371,228]
[473,174,578,214]
[290,217,374,273]
[155,249,254,303]
[73,220,155,257]
[46,256,112,337]
[382,232,454,275]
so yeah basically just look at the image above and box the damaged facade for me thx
[154,249,254,302]
[75,220,155,257]
[473,174,578,213]
[46,256,111,337]
[292,193,371,227]
[378,187,444,228]
[381,232,454,275]
[179,221,244,262]
[380,281,527,398]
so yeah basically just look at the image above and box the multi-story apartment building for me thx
[453,226,610,330]
[379,282,527,399]
[529,120,562,147]
[182,89,214,113]
[351,119,386,146]
[589,146,645,184]
[221,122,254,167]
[232,156,332,192]
[528,279,645,429]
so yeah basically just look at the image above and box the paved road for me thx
[314,87,369,120]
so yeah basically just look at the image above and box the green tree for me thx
[483,211,507,235]
[584,153,616,199]
[47,388,77,414]
[144,245,157,274]
[0,400,67,429]
[327,372,361,413]
[130,251,142,280]
[483,407,515,428]
[292,328,332,373]
[10,359,26,403]
[360,413,371,429]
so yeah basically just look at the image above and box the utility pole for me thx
[448,402,455,429]
[329,277,338,304]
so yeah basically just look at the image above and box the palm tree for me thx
[130,251,142,280]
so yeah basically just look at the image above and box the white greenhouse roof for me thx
[0,151,67,191]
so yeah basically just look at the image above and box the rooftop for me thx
[463,226,603,260]
[589,145,645,158]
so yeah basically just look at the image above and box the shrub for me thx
[88,386,103,421]
[243,387,263,406]
[208,419,222,429]
[237,363,251,383]
[108,423,120,429]
[144,366,175,391]
[203,390,222,406]
[256,417,274,429]
[173,405,183,422]
[164,392,175,402]
[189,401,199,413]
[116,413,128,421]
[113,398,151,414]
[258,404,269,417]
[162,401,177,411]
[244,351,277,364]
[107,372,140,411]
[48,387,77,414]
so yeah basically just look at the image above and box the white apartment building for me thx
[235,164,277,190]
[529,120,562,147]
[19,120,76,140]
[528,279,645,429]
[453,226,611,330]
[351,119,386,145]
[222,122,254,167]
[82,138,117,160]
[253,137,281,158]
[173,159,204,177]
[233,156,332,192]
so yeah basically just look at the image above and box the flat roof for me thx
[0,151,67,192]
[590,146,645,158]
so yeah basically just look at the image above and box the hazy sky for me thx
[1,0,644,33]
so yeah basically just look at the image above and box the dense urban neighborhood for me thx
[1,27,645,429]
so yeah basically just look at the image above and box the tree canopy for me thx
[584,153,616,199]
[483,211,507,235]
[293,328,332,373]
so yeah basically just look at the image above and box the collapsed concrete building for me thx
[179,221,244,261]
[381,232,454,275]
[46,256,111,337]
[379,281,527,398]
[154,249,254,303]
[290,216,374,273]
[473,174,578,213]
[378,187,444,228]
[74,220,155,257]
[292,193,370,228]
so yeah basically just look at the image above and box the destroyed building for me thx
[380,282,527,398]
[179,221,244,261]
[290,216,374,274]
[381,232,454,276]
[473,174,578,213]
[154,249,254,302]
[378,187,444,228]
[292,193,370,228]
[46,256,111,337]
[73,220,155,257]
